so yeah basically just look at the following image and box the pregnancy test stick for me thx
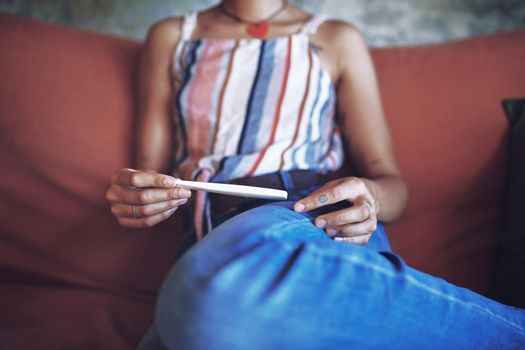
[174,179,288,200]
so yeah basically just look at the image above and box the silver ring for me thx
[132,204,139,218]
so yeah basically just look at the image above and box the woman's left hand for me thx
[294,177,379,245]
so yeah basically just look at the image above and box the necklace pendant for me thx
[247,22,269,39]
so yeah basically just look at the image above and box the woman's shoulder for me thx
[309,17,369,82]
[315,18,366,46]
[313,18,369,59]
[144,16,186,46]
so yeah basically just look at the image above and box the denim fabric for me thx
[138,202,525,349]
[175,180,325,260]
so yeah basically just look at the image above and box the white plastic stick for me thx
[174,179,288,200]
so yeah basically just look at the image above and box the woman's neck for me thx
[220,0,286,22]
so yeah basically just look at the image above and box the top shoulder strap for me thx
[180,11,198,41]
[299,14,329,35]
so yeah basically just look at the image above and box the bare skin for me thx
[106,0,408,244]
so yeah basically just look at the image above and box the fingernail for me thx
[315,219,326,228]
[170,199,186,206]
[164,178,177,187]
[326,228,337,236]
[294,203,305,212]
[172,189,190,198]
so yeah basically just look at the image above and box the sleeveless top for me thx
[171,11,344,182]
[170,11,345,238]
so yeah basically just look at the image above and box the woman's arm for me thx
[135,18,181,172]
[106,19,192,228]
[333,22,408,222]
[295,22,408,243]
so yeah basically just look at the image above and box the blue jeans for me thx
[138,202,525,349]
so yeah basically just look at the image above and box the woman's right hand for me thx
[106,168,192,228]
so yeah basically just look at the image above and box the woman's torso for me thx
[170,11,344,182]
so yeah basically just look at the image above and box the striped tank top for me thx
[170,11,345,238]
[171,11,344,183]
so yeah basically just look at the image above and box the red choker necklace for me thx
[219,1,289,39]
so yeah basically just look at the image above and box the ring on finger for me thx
[335,231,371,238]
[132,204,139,218]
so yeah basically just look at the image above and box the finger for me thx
[293,180,344,212]
[327,218,378,238]
[113,168,178,188]
[294,177,368,212]
[334,235,371,245]
[314,200,372,228]
[117,207,178,228]
[107,186,191,205]
[111,198,188,218]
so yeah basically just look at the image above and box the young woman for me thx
[105,1,525,348]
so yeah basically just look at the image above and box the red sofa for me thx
[1,11,524,349]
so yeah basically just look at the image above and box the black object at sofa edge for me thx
[491,98,525,308]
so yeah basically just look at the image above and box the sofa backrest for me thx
[1,11,524,296]
[373,32,525,293]
[0,12,184,299]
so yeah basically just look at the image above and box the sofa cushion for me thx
[371,31,525,294]
[0,11,186,349]
[0,284,152,349]
[491,99,525,307]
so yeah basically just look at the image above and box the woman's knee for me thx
[151,204,401,348]
[153,235,404,349]
[153,229,310,348]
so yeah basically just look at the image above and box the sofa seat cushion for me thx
[0,283,152,349]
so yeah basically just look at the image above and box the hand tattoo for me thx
[319,194,328,204]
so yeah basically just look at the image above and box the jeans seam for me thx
[256,232,525,335]
[403,274,525,334]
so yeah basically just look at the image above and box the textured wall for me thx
[1,0,524,46]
